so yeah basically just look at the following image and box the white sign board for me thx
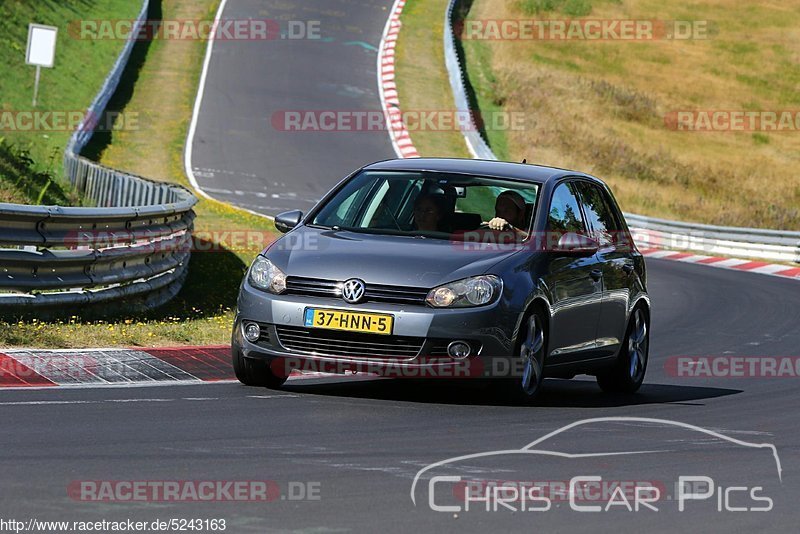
[26,23,58,68]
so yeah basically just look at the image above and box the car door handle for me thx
[622,263,635,275]
[590,269,603,281]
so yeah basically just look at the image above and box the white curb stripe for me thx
[639,249,800,281]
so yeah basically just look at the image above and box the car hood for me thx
[263,226,522,288]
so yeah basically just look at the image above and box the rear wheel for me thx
[232,349,288,389]
[596,306,649,393]
[505,312,547,405]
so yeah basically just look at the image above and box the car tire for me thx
[232,349,288,389]
[596,305,649,394]
[504,311,547,405]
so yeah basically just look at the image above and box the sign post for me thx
[25,23,58,107]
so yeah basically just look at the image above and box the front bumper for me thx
[232,280,519,377]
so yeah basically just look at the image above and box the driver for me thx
[486,190,529,238]
[413,193,448,232]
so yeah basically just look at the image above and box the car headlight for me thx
[248,256,287,294]
[426,275,502,308]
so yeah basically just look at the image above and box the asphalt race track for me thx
[188,0,395,215]
[2,0,798,531]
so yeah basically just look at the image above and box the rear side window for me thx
[548,182,586,234]
[578,182,619,246]
[576,182,620,246]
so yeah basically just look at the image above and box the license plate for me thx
[304,308,394,335]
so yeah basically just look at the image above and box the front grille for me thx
[258,328,270,345]
[285,276,429,306]
[275,325,424,360]
[427,341,451,357]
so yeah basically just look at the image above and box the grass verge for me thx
[0,0,278,348]
[0,140,77,204]
[397,0,800,229]
[0,0,141,203]
[394,0,471,159]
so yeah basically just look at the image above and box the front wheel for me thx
[596,306,649,394]
[504,312,547,405]
[232,349,288,389]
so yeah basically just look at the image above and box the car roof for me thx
[362,157,592,185]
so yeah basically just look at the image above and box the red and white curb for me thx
[0,346,341,389]
[639,248,800,281]
[378,0,419,159]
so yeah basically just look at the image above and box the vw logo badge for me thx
[341,278,366,304]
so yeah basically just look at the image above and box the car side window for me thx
[576,182,619,246]
[548,182,586,235]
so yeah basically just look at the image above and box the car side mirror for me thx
[551,232,599,256]
[275,210,303,233]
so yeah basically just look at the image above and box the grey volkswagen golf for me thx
[232,158,650,403]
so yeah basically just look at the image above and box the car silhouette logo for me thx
[410,416,783,506]
[341,278,366,303]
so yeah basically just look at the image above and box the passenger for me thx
[486,190,529,238]
[413,193,448,232]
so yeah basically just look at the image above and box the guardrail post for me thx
[87,166,96,202]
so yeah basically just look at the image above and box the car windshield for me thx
[310,170,539,242]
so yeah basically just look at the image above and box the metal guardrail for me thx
[444,0,495,161]
[443,0,799,264]
[0,0,198,311]
[625,214,800,263]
